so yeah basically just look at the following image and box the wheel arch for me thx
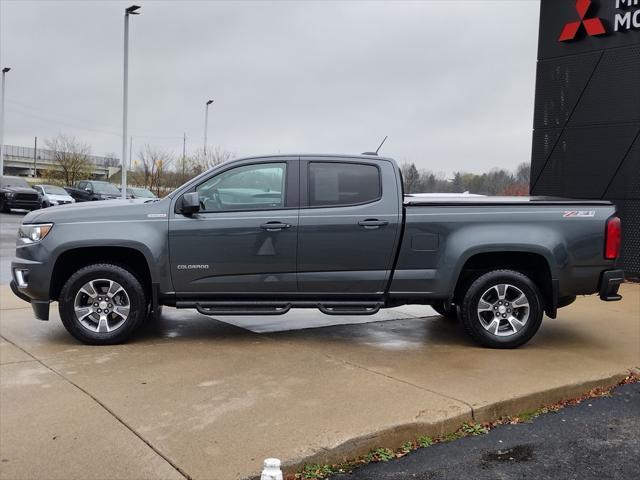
[50,246,153,301]
[451,250,556,318]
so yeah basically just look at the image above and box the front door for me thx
[297,158,401,294]
[169,159,299,295]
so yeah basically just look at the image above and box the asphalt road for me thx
[0,211,26,284]
[331,382,640,480]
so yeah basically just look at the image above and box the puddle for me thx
[481,444,534,463]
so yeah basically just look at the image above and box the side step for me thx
[176,300,383,316]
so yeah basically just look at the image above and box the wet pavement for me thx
[1,283,638,479]
[332,381,640,480]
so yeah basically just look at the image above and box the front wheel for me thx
[59,264,147,345]
[460,269,543,349]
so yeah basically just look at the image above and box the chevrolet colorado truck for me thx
[10,154,624,348]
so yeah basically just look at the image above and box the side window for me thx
[196,162,287,212]
[77,182,86,190]
[308,162,381,207]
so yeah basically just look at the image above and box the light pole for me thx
[0,67,10,176]
[121,5,140,199]
[204,99,213,156]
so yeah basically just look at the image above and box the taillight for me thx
[605,216,621,260]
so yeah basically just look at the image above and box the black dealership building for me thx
[531,0,640,277]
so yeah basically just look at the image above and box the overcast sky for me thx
[1,0,540,174]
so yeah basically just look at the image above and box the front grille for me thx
[15,193,38,201]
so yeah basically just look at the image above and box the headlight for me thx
[18,223,53,245]
[7,192,16,199]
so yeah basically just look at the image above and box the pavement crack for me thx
[323,352,476,419]
[0,335,192,480]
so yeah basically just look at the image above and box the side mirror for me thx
[182,192,201,215]
[85,187,92,192]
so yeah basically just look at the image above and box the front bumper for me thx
[10,257,52,321]
[599,269,624,301]
[5,199,40,210]
[9,280,50,320]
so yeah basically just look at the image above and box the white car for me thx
[33,184,76,208]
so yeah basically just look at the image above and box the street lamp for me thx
[204,99,213,156]
[121,5,141,199]
[0,67,11,177]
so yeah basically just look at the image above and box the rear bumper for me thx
[599,270,624,301]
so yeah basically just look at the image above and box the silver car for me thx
[33,184,76,208]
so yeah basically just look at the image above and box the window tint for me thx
[309,162,381,207]
[196,162,286,212]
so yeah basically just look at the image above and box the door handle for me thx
[358,219,389,229]
[260,222,292,232]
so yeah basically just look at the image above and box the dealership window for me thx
[309,162,381,207]
[196,162,286,212]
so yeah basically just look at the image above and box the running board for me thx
[176,300,383,316]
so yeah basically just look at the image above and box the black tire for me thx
[59,263,147,345]
[460,269,543,349]
[431,301,458,320]
[41,201,49,209]
[0,197,9,213]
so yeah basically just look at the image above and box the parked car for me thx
[33,185,76,208]
[11,154,624,348]
[0,176,41,212]
[121,186,157,199]
[65,180,121,202]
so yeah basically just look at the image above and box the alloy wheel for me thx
[73,279,130,333]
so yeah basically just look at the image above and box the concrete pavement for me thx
[1,284,638,479]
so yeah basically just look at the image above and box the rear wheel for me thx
[460,269,543,349]
[59,264,147,345]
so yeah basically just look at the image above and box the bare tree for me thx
[44,134,93,186]
[132,145,174,196]
[188,147,234,176]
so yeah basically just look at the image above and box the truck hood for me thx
[23,197,171,224]
[3,187,39,195]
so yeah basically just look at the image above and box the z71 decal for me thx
[563,210,596,218]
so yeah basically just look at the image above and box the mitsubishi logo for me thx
[559,0,607,41]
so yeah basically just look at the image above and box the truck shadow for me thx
[131,307,481,349]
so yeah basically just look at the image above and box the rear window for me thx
[309,162,381,207]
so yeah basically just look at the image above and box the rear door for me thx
[297,158,401,294]
[169,158,300,295]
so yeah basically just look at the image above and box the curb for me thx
[253,370,635,479]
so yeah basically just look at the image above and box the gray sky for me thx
[1,0,540,174]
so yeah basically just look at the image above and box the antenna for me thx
[362,136,388,156]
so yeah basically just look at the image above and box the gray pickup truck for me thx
[10,154,624,348]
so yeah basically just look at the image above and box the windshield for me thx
[93,182,121,195]
[0,176,29,188]
[42,185,68,195]
[131,187,156,198]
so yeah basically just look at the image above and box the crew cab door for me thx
[297,158,401,294]
[169,158,299,295]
